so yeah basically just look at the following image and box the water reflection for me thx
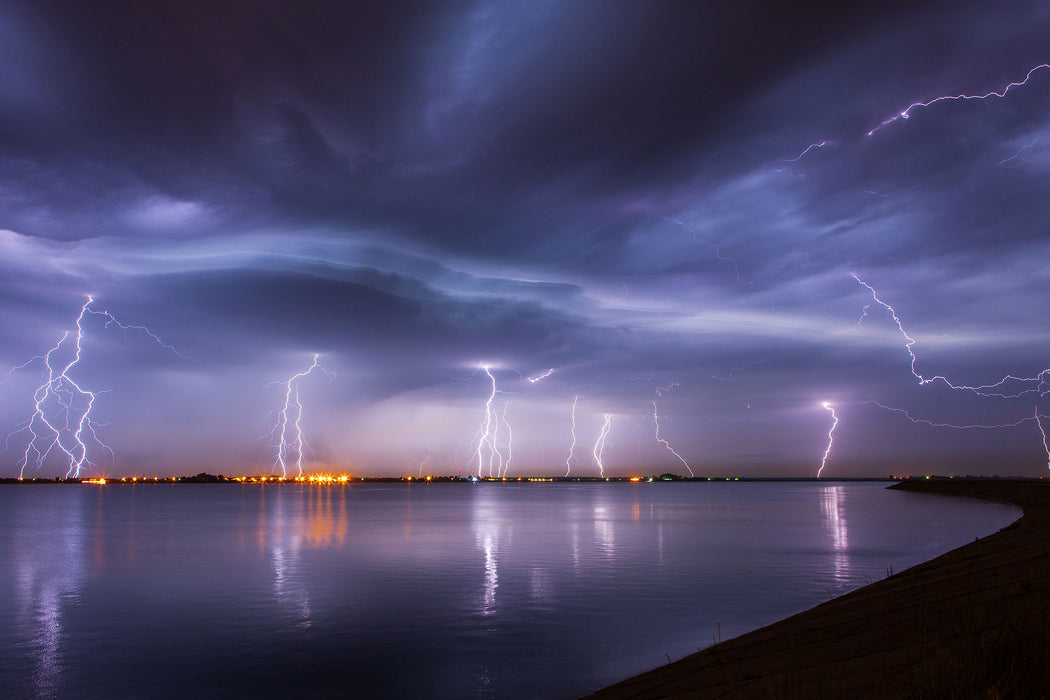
[472,490,507,617]
[820,485,850,583]
[529,567,553,609]
[13,491,85,698]
[302,485,348,549]
[0,483,1022,700]
[593,502,615,558]
[259,485,350,629]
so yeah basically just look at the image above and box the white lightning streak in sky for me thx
[651,401,694,477]
[500,401,513,478]
[8,296,185,479]
[870,401,1049,470]
[593,414,612,478]
[664,217,745,284]
[565,395,579,477]
[266,354,335,478]
[780,141,828,162]
[1036,408,1050,471]
[527,368,554,383]
[816,402,838,479]
[853,274,1050,398]
[473,365,515,477]
[868,63,1050,136]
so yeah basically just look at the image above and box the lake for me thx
[0,481,1019,698]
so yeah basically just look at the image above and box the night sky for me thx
[2,1,1049,478]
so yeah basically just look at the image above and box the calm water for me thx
[0,481,1018,699]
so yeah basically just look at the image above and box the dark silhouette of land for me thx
[1,473,896,484]
[584,478,1050,699]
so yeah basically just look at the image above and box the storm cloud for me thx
[2,0,1049,477]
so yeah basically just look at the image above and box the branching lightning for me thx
[816,402,838,479]
[853,274,1050,398]
[868,401,1038,431]
[664,217,746,285]
[1035,408,1050,470]
[265,354,335,478]
[471,365,515,477]
[869,401,1050,470]
[592,414,612,478]
[565,395,579,477]
[855,275,1050,469]
[651,401,694,477]
[868,63,1050,136]
[6,297,186,479]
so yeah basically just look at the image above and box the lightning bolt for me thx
[853,274,1050,398]
[867,401,1040,431]
[664,217,746,285]
[527,368,554,383]
[712,361,764,382]
[417,449,432,478]
[265,354,335,478]
[1036,407,1050,471]
[779,140,828,162]
[592,414,612,478]
[869,401,1049,471]
[565,395,579,477]
[651,401,694,477]
[817,402,839,479]
[997,134,1041,167]
[472,365,498,477]
[471,365,515,478]
[655,381,679,397]
[500,401,513,477]
[6,296,186,479]
[868,63,1050,136]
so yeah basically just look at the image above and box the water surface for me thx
[0,482,1019,698]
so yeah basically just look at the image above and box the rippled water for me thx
[0,482,1018,698]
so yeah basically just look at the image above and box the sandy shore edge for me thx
[583,479,1050,699]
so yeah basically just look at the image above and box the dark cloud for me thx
[1,0,1049,477]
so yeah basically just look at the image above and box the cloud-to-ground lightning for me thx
[592,414,612,478]
[6,296,186,479]
[651,401,694,477]
[565,396,579,476]
[816,402,838,479]
[853,274,1050,398]
[868,62,1050,136]
[472,365,498,477]
[471,365,516,477]
[265,354,335,478]
[418,449,432,478]
[1036,408,1050,471]
[500,402,513,477]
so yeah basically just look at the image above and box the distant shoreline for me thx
[2,473,946,485]
[584,478,1050,698]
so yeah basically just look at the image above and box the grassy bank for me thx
[584,479,1050,699]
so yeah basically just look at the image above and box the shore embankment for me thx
[585,479,1050,699]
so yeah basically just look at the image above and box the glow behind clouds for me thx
[1,1,1049,477]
